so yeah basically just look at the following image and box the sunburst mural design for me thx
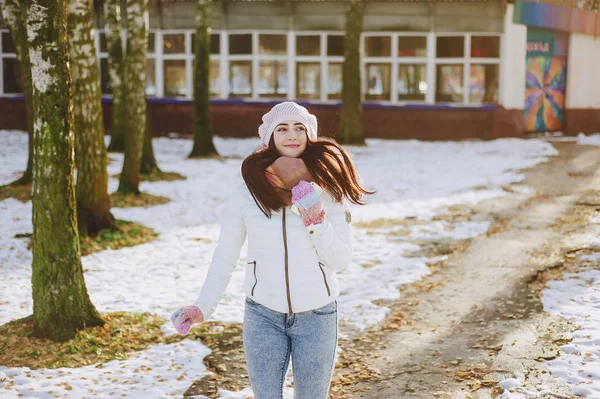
[524,57,567,133]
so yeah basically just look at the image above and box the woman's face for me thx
[272,120,308,157]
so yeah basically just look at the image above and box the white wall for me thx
[500,4,527,110]
[566,33,600,109]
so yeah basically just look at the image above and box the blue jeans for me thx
[242,296,338,399]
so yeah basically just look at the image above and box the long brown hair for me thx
[241,135,375,218]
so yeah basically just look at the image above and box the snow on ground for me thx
[0,130,557,398]
[577,133,600,147]
[498,214,600,399]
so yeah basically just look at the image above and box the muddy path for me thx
[342,141,600,399]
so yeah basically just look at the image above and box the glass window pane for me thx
[258,61,287,98]
[99,33,108,53]
[398,36,427,57]
[471,36,500,58]
[211,35,220,54]
[259,34,286,55]
[191,34,221,55]
[365,63,391,101]
[328,63,342,100]
[296,62,320,100]
[229,61,252,97]
[210,60,220,96]
[365,36,391,58]
[436,64,464,103]
[436,36,464,58]
[470,64,498,103]
[397,65,426,101]
[164,60,187,97]
[146,60,156,97]
[163,34,185,54]
[2,58,22,93]
[148,33,155,53]
[297,35,320,56]
[229,34,252,55]
[327,35,344,57]
[2,32,16,53]
[100,58,111,94]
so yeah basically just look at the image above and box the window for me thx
[259,60,287,98]
[398,65,426,101]
[259,34,286,55]
[296,63,320,100]
[2,32,16,53]
[398,36,427,58]
[327,36,344,57]
[365,63,391,101]
[100,58,111,94]
[436,36,464,58]
[436,65,463,103]
[163,34,185,54]
[146,60,157,97]
[471,36,499,58]
[229,34,252,55]
[209,60,220,96]
[296,35,320,56]
[148,33,155,53]
[99,33,108,53]
[470,64,498,103]
[434,34,500,104]
[328,63,342,100]
[164,60,187,97]
[229,61,252,97]
[364,36,391,58]
[2,58,22,94]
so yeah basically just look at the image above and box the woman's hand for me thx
[171,305,204,334]
[291,180,325,227]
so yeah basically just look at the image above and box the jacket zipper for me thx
[282,208,293,314]
[249,261,258,296]
[318,262,331,296]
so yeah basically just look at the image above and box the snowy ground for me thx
[0,130,561,398]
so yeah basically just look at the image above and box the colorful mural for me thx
[524,56,567,132]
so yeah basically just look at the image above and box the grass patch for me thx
[0,313,245,373]
[0,182,31,203]
[0,312,170,369]
[110,191,170,208]
[111,170,187,183]
[80,219,158,256]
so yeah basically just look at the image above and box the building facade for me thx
[0,0,599,140]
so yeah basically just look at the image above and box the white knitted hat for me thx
[258,102,318,148]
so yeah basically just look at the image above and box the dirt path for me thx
[342,141,600,399]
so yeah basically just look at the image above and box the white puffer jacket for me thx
[194,181,353,319]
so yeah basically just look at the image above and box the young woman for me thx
[172,101,373,398]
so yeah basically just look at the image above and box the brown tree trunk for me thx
[68,0,115,238]
[141,107,160,174]
[338,0,365,145]
[0,0,33,184]
[117,0,148,194]
[104,0,125,153]
[27,0,104,341]
[189,0,218,158]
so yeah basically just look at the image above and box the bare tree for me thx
[189,0,218,158]
[104,0,126,152]
[27,0,104,341]
[337,0,365,145]
[68,0,115,237]
[0,0,33,185]
[118,0,149,194]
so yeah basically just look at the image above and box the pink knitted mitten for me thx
[292,180,325,227]
[171,305,204,334]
